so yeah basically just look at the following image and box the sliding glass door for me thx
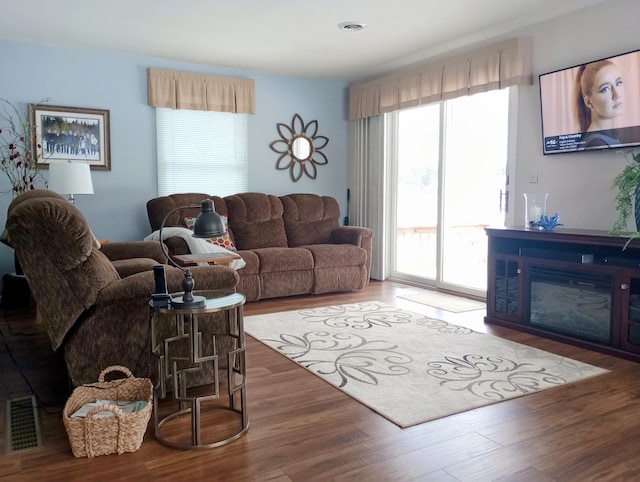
[394,103,441,280]
[390,88,510,296]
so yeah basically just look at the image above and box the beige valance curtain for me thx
[349,37,533,120]
[147,68,256,114]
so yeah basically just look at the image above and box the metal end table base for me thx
[151,291,248,450]
[155,403,249,450]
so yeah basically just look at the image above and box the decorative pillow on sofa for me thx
[184,215,237,252]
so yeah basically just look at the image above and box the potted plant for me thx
[611,148,640,245]
[0,98,47,196]
[0,99,49,277]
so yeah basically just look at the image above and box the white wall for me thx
[512,0,640,230]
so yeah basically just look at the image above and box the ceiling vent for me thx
[337,21,367,32]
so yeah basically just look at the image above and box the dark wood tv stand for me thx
[485,226,640,362]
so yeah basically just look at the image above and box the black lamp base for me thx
[169,268,206,309]
[170,295,206,309]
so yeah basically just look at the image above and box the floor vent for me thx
[4,395,43,454]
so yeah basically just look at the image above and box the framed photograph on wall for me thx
[30,104,111,170]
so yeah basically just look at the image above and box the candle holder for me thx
[524,193,548,230]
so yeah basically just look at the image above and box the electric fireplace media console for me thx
[485,226,640,362]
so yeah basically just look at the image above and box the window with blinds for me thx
[156,108,248,196]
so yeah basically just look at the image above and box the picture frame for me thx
[30,104,111,170]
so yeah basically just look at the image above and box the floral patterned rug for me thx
[244,301,608,427]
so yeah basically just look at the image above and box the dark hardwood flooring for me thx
[2,280,640,481]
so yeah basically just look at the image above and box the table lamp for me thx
[159,199,226,309]
[48,161,94,204]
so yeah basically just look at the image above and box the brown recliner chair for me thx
[6,189,239,387]
[3,189,167,277]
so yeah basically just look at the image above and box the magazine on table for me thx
[71,400,147,419]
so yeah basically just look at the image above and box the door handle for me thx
[499,190,509,213]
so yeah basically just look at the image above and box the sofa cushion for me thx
[254,247,314,273]
[261,270,313,299]
[313,266,368,294]
[225,193,288,249]
[303,244,367,268]
[280,194,340,247]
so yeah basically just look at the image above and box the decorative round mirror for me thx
[269,113,329,182]
[292,137,311,160]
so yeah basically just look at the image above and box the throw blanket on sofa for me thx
[145,227,246,270]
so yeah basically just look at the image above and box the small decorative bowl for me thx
[533,213,563,231]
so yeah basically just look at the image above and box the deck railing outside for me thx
[396,224,489,289]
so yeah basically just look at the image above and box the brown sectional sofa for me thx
[146,192,374,302]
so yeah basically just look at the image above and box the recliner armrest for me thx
[96,265,239,304]
[100,241,167,264]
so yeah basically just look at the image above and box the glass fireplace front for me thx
[528,266,612,344]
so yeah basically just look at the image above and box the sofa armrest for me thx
[100,241,167,264]
[331,226,374,247]
[163,237,191,256]
[331,226,374,280]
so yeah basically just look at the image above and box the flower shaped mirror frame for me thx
[269,113,329,182]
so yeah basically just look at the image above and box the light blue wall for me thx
[0,40,349,278]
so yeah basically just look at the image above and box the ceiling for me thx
[1,0,607,83]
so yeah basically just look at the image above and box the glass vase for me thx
[524,193,548,230]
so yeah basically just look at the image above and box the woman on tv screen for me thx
[539,48,640,155]
[574,60,624,147]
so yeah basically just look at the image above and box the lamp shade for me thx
[48,161,94,200]
[192,199,226,238]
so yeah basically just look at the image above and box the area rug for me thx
[397,290,486,312]
[244,301,608,428]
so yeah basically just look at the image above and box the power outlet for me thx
[529,169,538,183]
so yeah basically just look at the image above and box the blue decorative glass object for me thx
[533,213,564,231]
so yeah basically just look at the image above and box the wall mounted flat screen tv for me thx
[540,49,640,155]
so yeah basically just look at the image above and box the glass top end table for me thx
[151,290,249,449]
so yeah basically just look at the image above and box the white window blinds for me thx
[156,108,248,196]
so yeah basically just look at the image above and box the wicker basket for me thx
[62,366,153,458]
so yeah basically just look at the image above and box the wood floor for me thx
[2,280,640,481]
